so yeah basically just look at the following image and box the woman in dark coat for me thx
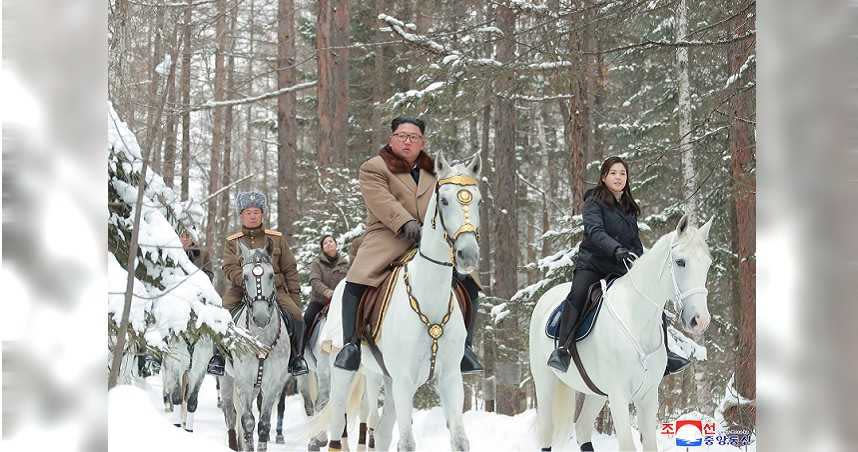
[547,156,690,376]
[303,234,350,341]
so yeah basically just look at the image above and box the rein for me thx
[240,260,284,390]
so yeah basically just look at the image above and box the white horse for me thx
[161,329,214,431]
[319,152,482,452]
[220,242,291,452]
[529,214,713,452]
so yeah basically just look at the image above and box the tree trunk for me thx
[331,0,350,163]
[217,11,237,283]
[146,2,167,172]
[725,4,756,429]
[478,96,494,413]
[493,1,520,416]
[567,2,591,214]
[371,0,388,147]
[205,0,227,257]
[162,14,181,188]
[278,0,299,239]
[316,0,333,166]
[180,0,193,201]
[243,0,256,192]
[676,0,698,223]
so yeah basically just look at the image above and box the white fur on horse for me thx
[319,280,347,353]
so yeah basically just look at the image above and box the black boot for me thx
[547,305,580,373]
[285,311,309,376]
[460,279,483,374]
[662,312,690,376]
[334,283,364,371]
[207,348,225,376]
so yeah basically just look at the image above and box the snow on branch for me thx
[188,80,317,112]
[379,14,573,73]
[588,31,756,56]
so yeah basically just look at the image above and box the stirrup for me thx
[333,342,361,371]
[461,346,484,375]
[547,346,571,373]
[207,355,225,376]
[664,350,691,376]
[289,356,309,376]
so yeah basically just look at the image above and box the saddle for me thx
[306,303,330,343]
[546,274,621,342]
[356,248,473,343]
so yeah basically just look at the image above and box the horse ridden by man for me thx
[315,116,484,452]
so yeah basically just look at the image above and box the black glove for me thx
[399,220,422,245]
[614,247,637,265]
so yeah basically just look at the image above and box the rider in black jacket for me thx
[547,156,690,376]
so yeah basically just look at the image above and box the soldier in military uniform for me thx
[206,191,309,376]
[179,228,214,281]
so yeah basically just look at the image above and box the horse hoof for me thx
[276,433,285,444]
[258,441,268,452]
[580,441,594,452]
[184,428,193,433]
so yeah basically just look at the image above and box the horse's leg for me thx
[575,394,606,451]
[275,380,287,443]
[326,367,355,451]
[607,394,635,451]
[183,370,206,432]
[298,372,316,417]
[257,386,279,452]
[375,376,396,452]
[391,379,417,451]
[358,386,370,451]
[363,373,382,450]
[634,385,659,452]
[532,360,559,451]
[217,376,223,408]
[220,376,239,450]
[236,386,257,451]
[437,370,469,451]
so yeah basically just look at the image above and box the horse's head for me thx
[433,151,482,275]
[668,214,714,336]
[238,241,277,327]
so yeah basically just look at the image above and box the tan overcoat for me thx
[346,155,436,287]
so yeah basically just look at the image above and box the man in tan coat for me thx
[206,191,309,376]
[334,116,483,374]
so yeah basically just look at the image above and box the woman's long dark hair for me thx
[593,156,641,217]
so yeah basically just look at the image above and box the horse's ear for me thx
[699,215,714,242]
[434,150,450,176]
[676,213,690,237]
[467,153,482,179]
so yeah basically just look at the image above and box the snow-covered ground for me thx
[109,375,755,452]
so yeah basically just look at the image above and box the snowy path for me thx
[108,374,753,452]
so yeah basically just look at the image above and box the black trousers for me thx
[557,268,603,346]
[303,300,326,331]
[342,281,368,343]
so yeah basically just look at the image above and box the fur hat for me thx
[236,191,267,215]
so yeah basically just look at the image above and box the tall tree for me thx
[180,0,193,201]
[161,12,181,188]
[371,0,388,147]
[278,0,300,238]
[206,0,227,257]
[331,0,351,162]
[676,0,698,223]
[218,11,238,269]
[567,1,592,213]
[725,1,756,429]
[493,1,520,416]
[146,2,167,171]
[316,0,334,165]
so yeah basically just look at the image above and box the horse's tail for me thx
[304,372,365,437]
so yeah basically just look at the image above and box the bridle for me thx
[418,174,481,268]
